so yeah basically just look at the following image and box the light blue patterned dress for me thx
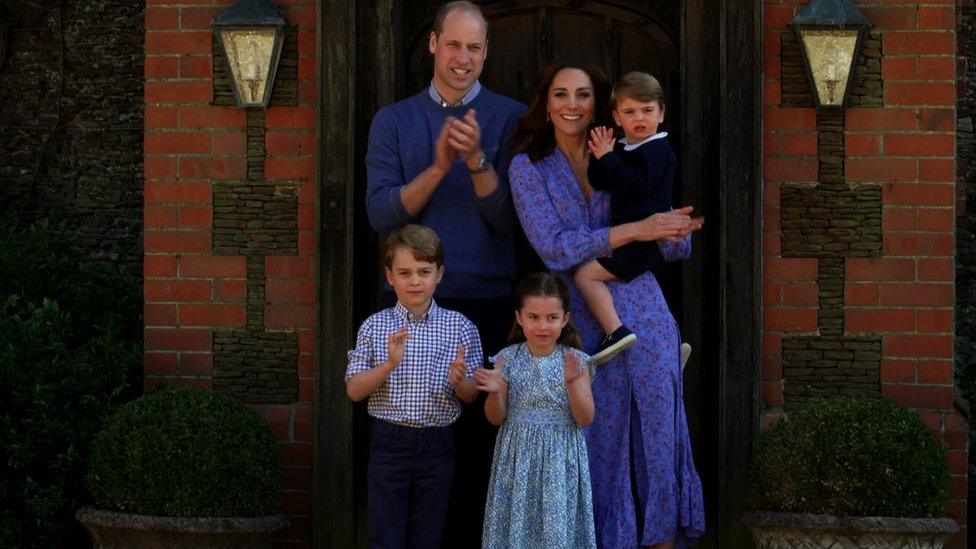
[482,343,596,549]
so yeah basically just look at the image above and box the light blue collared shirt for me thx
[428,80,482,108]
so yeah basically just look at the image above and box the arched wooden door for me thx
[336,1,760,547]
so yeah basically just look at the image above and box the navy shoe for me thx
[591,326,637,365]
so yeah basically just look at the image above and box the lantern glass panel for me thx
[799,28,859,107]
[219,28,278,107]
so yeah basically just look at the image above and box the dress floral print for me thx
[509,151,705,547]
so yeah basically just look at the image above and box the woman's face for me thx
[546,68,595,140]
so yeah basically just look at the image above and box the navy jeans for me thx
[367,419,455,549]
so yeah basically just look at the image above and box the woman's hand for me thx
[587,126,616,159]
[632,206,704,242]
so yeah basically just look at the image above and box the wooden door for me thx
[322,1,762,547]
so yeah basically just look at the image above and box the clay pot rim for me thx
[76,506,289,534]
[741,510,959,534]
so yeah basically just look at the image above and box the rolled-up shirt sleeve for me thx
[461,320,483,374]
[509,153,611,272]
[345,318,377,381]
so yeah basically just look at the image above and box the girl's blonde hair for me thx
[507,272,582,349]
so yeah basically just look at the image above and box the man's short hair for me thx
[384,225,444,268]
[611,71,666,109]
[432,1,489,38]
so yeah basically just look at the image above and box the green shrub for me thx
[86,387,282,517]
[747,397,949,518]
[0,218,139,547]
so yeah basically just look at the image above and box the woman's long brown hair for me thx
[507,272,582,349]
[509,58,612,163]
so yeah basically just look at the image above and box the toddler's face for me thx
[612,97,665,143]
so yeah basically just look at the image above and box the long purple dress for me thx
[509,150,705,547]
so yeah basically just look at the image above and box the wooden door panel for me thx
[481,10,538,103]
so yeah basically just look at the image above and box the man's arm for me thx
[448,109,517,233]
[365,111,456,231]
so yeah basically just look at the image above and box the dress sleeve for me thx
[365,110,414,231]
[345,317,376,381]
[508,154,612,272]
[659,233,692,262]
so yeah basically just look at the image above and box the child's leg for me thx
[574,259,623,335]
[367,421,412,547]
[407,426,454,548]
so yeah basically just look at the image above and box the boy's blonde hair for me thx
[611,71,666,110]
[384,224,444,268]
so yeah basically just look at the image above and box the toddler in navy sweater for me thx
[577,71,677,365]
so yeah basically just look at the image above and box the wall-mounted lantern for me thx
[790,0,871,109]
[212,0,286,108]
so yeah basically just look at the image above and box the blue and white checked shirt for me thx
[345,300,482,427]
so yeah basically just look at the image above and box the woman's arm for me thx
[509,154,700,271]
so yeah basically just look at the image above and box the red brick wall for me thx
[762,0,967,545]
[144,0,317,546]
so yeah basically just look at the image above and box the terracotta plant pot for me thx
[76,507,288,549]
[742,511,959,549]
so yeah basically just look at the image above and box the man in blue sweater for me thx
[364,1,525,546]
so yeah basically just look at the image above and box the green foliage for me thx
[747,397,949,518]
[0,216,140,547]
[86,388,282,517]
[955,304,976,404]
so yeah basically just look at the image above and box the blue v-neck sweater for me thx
[365,88,525,298]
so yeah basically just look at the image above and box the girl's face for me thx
[516,295,570,353]
[546,68,595,141]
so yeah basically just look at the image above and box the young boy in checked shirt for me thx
[345,224,481,548]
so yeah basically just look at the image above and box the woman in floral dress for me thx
[507,59,706,548]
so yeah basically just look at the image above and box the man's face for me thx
[428,9,488,99]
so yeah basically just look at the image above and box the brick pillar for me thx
[144,1,317,546]
[762,1,966,545]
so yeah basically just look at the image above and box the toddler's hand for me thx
[587,126,616,159]
[387,327,409,367]
[474,354,506,393]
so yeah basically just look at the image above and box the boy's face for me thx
[385,248,444,312]
[612,97,665,143]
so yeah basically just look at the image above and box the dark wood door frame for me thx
[315,0,760,546]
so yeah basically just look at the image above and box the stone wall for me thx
[0,0,144,270]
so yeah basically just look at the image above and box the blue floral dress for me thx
[482,343,596,549]
[509,151,705,547]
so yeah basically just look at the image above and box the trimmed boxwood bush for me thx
[748,397,949,518]
[0,214,140,547]
[86,388,281,517]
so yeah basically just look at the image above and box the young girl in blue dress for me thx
[475,272,597,548]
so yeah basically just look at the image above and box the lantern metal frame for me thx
[211,0,286,108]
[789,0,871,109]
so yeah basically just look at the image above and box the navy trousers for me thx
[367,419,455,549]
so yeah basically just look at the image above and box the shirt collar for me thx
[428,80,482,108]
[621,131,668,151]
[394,299,439,323]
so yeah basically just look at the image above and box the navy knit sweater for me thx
[588,133,676,224]
[365,88,525,298]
